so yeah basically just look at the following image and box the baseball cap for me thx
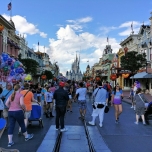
[59,82,65,87]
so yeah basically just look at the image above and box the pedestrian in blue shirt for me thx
[0,82,14,127]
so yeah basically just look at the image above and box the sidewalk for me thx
[122,90,152,104]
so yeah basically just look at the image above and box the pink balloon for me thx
[7,76,12,82]
[21,74,26,80]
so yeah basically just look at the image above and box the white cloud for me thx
[119,21,142,36]
[2,14,47,38]
[47,25,120,75]
[67,16,92,24]
[66,16,92,32]
[99,26,117,35]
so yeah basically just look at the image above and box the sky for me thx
[0,0,152,75]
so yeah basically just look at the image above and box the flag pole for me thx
[10,0,12,20]
[107,36,109,45]
[38,41,39,52]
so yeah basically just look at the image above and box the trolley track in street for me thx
[52,118,96,152]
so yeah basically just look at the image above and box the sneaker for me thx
[134,122,138,125]
[8,142,14,147]
[115,120,118,124]
[88,121,95,126]
[55,128,60,130]
[60,128,68,132]
[99,124,103,127]
[143,122,146,125]
[25,134,34,141]
[131,106,134,108]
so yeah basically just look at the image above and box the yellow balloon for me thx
[24,74,32,81]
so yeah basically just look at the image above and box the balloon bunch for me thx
[0,53,28,84]
[135,81,141,88]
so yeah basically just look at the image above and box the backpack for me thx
[0,99,4,110]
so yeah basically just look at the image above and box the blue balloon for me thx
[3,55,8,62]
[7,58,13,65]
[11,65,15,70]
[18,67,24,74]
[15,68,19,74]
[10,70,16,76]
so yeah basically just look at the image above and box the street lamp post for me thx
[146,61,151,73]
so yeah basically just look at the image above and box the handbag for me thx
[1,89,12,102]
[104,106,109,113]
[97,104,104,108]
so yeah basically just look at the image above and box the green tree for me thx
[42,70,53,80]
[121,51,147,75]
[20,58,39,76]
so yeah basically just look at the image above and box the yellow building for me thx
[117,48,125,89]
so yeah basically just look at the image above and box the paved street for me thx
[0,93,152,152]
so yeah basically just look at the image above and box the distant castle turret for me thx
[66,54,82,81]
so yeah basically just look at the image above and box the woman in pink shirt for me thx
[5,84,34,147]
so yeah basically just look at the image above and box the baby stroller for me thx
[28,102,44,128]
[144,102,152,125]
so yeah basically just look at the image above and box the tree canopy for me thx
[121,51,147,74]
[42,70,53,80]
[20,58,39,76]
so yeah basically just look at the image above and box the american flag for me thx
[8,2,12,11]
[131,22,133,30]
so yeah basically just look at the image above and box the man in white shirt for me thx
[88,81,108,128]
[74,82,87,119]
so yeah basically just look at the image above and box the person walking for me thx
[53,82,69,132]
[74,82,87,119]
[0,82,14,128]
[5,84,33,147]
[111,85,123,124]
[88,83,93,100]
[134,88,149,125]
[44,87,54,118]
[129,85,134,108]
[64,81,73,112]
[20,83,37,132]
[88,81,108,127]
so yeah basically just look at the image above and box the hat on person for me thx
[59,82,65,87]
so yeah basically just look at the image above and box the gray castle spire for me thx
[66,54,82,81]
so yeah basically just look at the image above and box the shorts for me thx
[3,108,8,118]
[78,100,87,110]
[24,111,31,119]
[136,107,145,115]
[113,99,122,105]
[69,95,72,99]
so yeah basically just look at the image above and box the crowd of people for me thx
[0,79,150,148]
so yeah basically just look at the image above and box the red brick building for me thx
[0,15,20,58]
